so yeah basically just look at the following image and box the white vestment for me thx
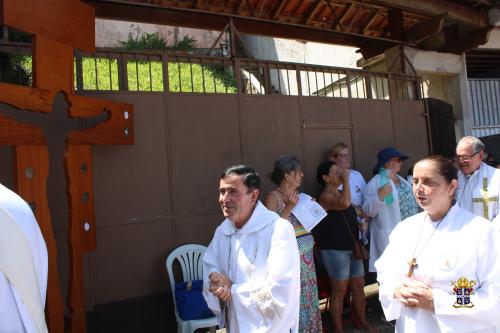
[0,184,48,333]
[375,204,500,333]
[202,201,300,333]
[363,174,408,272]
[457,162,500,224]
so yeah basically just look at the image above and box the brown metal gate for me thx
[0,49,429,307]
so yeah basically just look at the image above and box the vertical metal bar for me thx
[148,54,153,91]
[276,67,282,94]
[108,52,113,90]
[213,59,218,94]
[323,70,326,97]
[286,68,291,96]
[189,58,194,93]
[119,52,128,91]
[307,69,311,96]
[162,52,169,93]
[75,50,84,92]
[94,57,99,90]
[201,58,206,93]
[135,53,139,91]
[224,62,229,94]
[295,64,302,97]
[314,70,319,96]
[346,70,352,99]
[330,71,334,97]
[177,59,182,92]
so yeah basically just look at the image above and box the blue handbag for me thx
[174,280,214,320]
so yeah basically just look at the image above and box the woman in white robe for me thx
[375,155,500,333]
[363,147,418,272]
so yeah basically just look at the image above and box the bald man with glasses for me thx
[455,136,500,224]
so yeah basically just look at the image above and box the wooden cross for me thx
[472,177,499,220]
[407,257,417,278]
[0,1,134,332]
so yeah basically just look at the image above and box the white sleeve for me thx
[433,225,500,332]
[374,225,405,321]
[202,231,223,318]
[363,177,385,218]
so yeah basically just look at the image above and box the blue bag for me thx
[174,280,214,320]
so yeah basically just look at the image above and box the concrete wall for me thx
[240,35,361,68]
[381,46,469,139]
[95,18,222,48]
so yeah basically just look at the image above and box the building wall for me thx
[95,18,222,48]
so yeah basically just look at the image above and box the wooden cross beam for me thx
[0,0,134,332]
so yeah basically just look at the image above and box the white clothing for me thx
[363,174,409,272]
[0,184,48,333]
[339,169,367,207]
[203,201,300,333]
[457,162,500,224]
[375,204,500,333]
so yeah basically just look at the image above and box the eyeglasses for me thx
[454,151,479,162]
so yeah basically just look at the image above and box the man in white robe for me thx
[456,136,500,224]
[0,183,48,333]
[203,165,300,333]
[375,204,500,333]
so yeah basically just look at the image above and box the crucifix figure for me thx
[472,177,499,221]
[407,257,417,278]
[0,0,134,332]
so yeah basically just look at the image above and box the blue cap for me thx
[373,147,409,175]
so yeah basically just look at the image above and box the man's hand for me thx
[209,272,233,302]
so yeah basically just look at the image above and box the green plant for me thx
[0,54,32,86]
[118,32,168,50]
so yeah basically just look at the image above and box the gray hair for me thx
[457,136,485,154]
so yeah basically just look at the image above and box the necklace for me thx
[406,211,448,277]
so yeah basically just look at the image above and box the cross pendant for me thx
[407,258,417,277]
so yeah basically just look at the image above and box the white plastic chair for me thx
[166,244,218,333]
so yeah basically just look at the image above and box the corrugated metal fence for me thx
[469,79,500,137]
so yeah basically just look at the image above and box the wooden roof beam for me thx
[304,0,324,25]
[86,0,404,50]
[360,10,379,34]
[387,8,406,41]
[369,0,488,28]
[407,13,445,42]
[272,0,288,19]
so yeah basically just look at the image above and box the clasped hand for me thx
[209,272,232,302]
[394,279,434,311]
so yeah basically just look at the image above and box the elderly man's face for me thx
[456,141,483,175]
[219,174,258,228]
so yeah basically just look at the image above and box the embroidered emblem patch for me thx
[451,277,476,308]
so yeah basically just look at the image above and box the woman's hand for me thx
[341,168,350,184]
[378,183,392,201]
[284,191,299,210]
[395,280,434,311]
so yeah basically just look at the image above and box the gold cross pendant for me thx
[407,258,417,277]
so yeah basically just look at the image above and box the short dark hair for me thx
[416,155,457,184]
[316,160,336,187]
[221,165,261,191]
[269,155,301,185]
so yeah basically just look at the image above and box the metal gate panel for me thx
[350,99,394,178]
[95,219,173,303]
[173,213,222,249]
[239,95,303,194]
[167,94,240,216]
[302,127,352,196]
[89,93,173,226]
[301,97,350,126]
[392,100,429,176]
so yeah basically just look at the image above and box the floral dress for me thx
[396,176,419,220]
[275,196,322,333]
